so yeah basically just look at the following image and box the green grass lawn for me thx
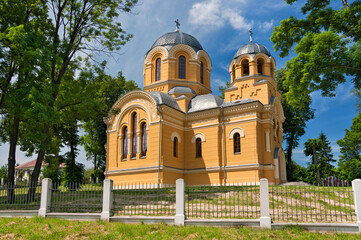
[0,217,360,240]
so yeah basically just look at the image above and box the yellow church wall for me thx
[262,170,276,184]
[109,172,159,185]
[162,171,184,185]
[107,132,119,171]
[185,172,221,185]
[226,170,260,183]
[161,123,185,170]
[184,125,222,170]
[225,121,259,166]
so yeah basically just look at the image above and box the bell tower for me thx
[224,29,279,105]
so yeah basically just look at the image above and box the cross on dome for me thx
[175,19,180,32]
[249,28,253,43]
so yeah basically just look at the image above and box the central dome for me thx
[233,42,271,59]
[150,31,203,52]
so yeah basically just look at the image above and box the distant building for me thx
[104,27,286,185]
[15,159,65,182]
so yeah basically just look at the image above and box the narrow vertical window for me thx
[123,126,128,159]
[200,62,204,84]
[156,58,161,81]
[132,113,137,158]
[196,138,202,158]
[242,59,249,76]
[178,56,186,79]
[173,137,178,157]
[234,133,241,153]
[257,59,264,75]
[141,122,147,156]
[231,65,235,81]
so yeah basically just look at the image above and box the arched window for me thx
[231,65,235,81]
[155,58,161,81]
[123,126,128,159]
[173,137,178,157]
[257,59,264,75]
[234,133,241,153]
[196,138,202,158]
[200,62,204,84]
[178,56,186,79]
[131,113,137,158]
[242,59,249,76]
[141,122,147,157]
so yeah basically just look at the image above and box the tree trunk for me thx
[313,145,320,185]
[27,124,49,201]
[94,154,97,171]
[286,137,294,164]
[342,0,349,8]
[7,116,20,203]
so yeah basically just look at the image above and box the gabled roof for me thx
[15,159,66,170]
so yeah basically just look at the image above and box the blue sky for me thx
[0,0,358,169]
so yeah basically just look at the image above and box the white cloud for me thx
[188,0,225,28]
[188,0,252,32]
[258,19,274,32]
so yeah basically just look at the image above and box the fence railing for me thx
[1,178,361,231]
[112,184,176,216]
[269,184,356,223]
[0,182,41,210]
[50,182,103,213]
[185,184,260,219]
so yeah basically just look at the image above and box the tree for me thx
[218,81,230,99]
[0,164,7,180]
[304,132,335,184]
[0,0,49,202]
[276,68,314,181]
[80,63,138,174]
[20,0,138,200]
[337,112,361,182]
[271,0,361,107]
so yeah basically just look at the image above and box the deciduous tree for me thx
[271,0,361,107]
[337,112,361,182]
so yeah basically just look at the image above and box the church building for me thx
[104,25,287,185]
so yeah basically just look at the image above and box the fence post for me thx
[38,178,52,217]
[352,179,361,232]
[101,179,113,221]
[175,178,185,226]
[260,178,271,229]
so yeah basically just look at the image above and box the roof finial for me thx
[249,28,253,43]
[175,19,180,32]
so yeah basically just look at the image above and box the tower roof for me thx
[233,42,271,59]
[149,31,203,52]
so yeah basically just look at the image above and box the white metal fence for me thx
[1,178,361,231]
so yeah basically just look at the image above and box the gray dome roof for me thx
[150,31,203,52]
[148,91,181,111]
[188,94,224,112]
[233,42,271,59]
[168,86,196,95]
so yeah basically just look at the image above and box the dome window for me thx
[200,62,204,84]
[155,58,161,81]
[257,59,264,75]
[178,56,186,79]
[231,65,236,81]
[242,59,249,76]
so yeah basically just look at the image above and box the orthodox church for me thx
[104,24,287,185]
